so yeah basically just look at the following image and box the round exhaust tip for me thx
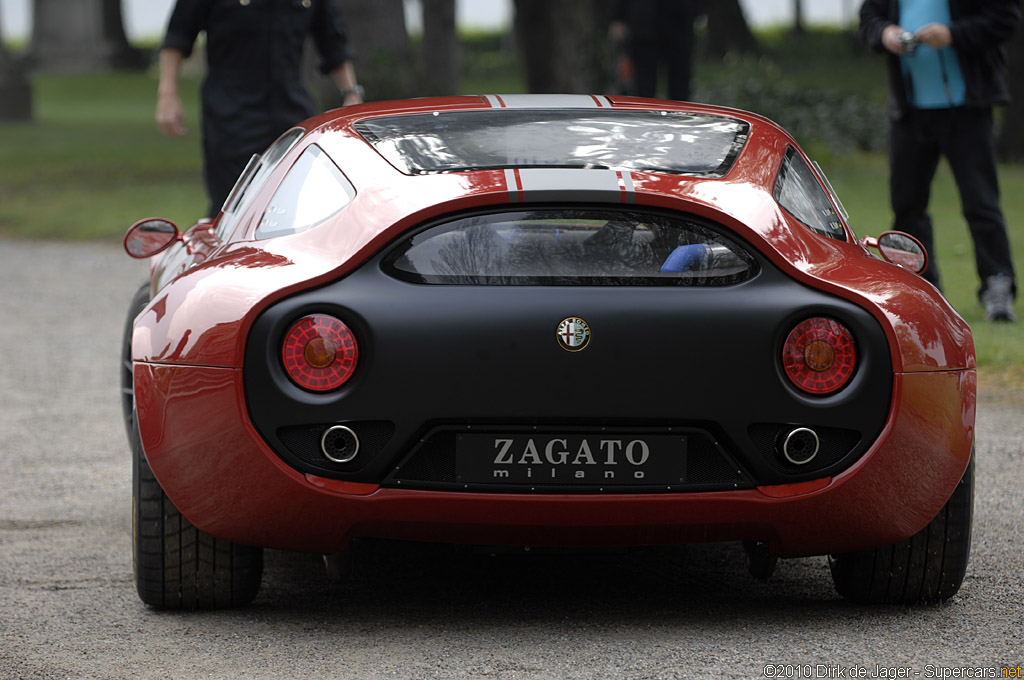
[321,425,360,463]
[782,428,819,465]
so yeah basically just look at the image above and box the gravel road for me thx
[1,238,1022,680]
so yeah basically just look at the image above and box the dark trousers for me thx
[624,0,695,102]
[203,146,253,219]
[889,106,1016,298]
[631,37,693,102]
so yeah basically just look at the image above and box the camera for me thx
[896,31,919,53]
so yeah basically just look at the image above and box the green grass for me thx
[0,71,207,237]
[0,40,1021,382]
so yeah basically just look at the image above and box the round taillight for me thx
[282,314,358,392]
[782,317,856,395]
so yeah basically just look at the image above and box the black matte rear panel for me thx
[245,214,892,491]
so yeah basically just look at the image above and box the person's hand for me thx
[915,22,953,49]
[882,24,913,54]
[156,92,186,137]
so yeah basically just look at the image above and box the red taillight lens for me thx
[782,317,856,395]
[282,314,358,392]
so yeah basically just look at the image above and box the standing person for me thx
[610,0,697,101]
[859,0,1019,322]
[156,0,364,218]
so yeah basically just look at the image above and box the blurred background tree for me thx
[421,0,462,95]
[24,0,146,72]
[313,0,460,106]
[792,0,805,36]
[334,0,414,101]
[0,10,32,120]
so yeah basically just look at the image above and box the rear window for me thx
[255,144,355,240]
[384,209,758,286]
[356,110,749,178]
[773,147,847,241]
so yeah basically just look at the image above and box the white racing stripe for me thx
[485,94,612,109]
[503,168,636,203]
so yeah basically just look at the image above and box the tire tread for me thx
[131,392,262,610]
[829,454,974,605]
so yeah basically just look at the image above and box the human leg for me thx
[889,112,943,289]
[941,107,1017,313]
[629,38,659,98]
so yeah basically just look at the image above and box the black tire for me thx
[121,283,151,443]
[829,452,974,604]
[132,404,263,609]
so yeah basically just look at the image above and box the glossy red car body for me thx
[127,95,975,564]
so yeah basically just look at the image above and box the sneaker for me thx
[981,274,1017,322]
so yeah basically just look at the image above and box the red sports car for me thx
[122,95,975,610]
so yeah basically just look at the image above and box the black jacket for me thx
[163,0,353,157]
[858,0,1021,119]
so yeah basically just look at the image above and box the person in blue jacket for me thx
[155,0,363,217]
[859,0,1020,322]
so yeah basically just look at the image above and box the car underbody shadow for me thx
[254,539,842,620]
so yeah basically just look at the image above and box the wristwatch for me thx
[340,85,364,99]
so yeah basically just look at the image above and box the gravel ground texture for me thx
[1,238,1022,680]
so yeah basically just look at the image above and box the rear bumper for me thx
[135,363,975,558]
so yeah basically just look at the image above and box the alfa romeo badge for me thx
[556,317,591,352]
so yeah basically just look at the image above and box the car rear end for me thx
[141,100,973,559]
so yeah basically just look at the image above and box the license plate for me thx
[456,433,687,486]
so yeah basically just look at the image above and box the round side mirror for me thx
[877,231,928,275]
[124,218,181,259]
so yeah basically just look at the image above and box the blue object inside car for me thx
[661,244,712,273]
